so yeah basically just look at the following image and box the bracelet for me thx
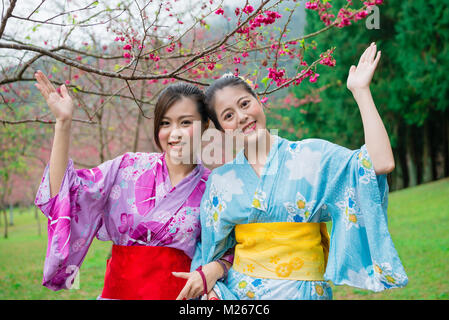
[196,266,208,296]
[216,259,228,282]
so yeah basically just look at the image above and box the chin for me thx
[168,149,194,165]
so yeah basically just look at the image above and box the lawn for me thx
[1,178,448,300]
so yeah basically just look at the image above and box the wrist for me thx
[202,262,222,281]
[350,86,371,97]
[55,118,72,130]
[215,260,228,281]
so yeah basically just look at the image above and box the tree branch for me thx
[0,0,17,39]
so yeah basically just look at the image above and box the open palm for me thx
[347,43,381,92]
[34,70,74,121]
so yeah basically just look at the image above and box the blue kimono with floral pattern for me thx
[191,136,407,300]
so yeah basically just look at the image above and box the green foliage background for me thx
[267,0,449,190]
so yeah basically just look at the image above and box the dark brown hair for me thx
[153,82,207,150]
[204,74,257,131]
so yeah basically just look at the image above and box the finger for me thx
[349,65,357,73]
[372,50,381,69]
[35,72,48,94]
[38,70,57,94]
[175,282,189,300]
[367,43,376,63]
[176,282,192,300]
[172,272,190,279]
[60,84,70,99]
[34,83,48,100]
[35,72,53,97]
[358,46,369,65]
[185,284,202,300]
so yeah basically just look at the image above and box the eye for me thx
[223,112,233,120]
[181,120,192,126]
[241,100,250,108]
[160,120,170,126]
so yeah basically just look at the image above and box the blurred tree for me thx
[270,0,449,190]
[0,104,37,237]
[0,0,377,206]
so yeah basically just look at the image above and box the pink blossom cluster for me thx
[242,5,254,15]
[114,35,147,59]
[165,43,176,53]
[305,0,383,28]
[305,2,318,10]
[336,8,353,27]
[305,1,334,26]
[363,0,383,5]
[148,53,160,62]
[319,50,336,67]
[251,11,282,28]
[294,68,313,85]
[267,67,286,86]
[237,10,282,36]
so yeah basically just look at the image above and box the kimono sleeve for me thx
[316,141,408,292]
[34,154,125,290]
[190,175,238,300]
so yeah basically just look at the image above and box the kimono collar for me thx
[235,134,282,177]
[159,152,205,189]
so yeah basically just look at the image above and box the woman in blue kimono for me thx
[179,43,408,300]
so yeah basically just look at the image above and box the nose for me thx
[169,126,183,140]
[236,109,248,125]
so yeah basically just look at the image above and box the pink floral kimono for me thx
[35,152,211,299]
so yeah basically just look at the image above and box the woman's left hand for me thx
[347,42,381,92]
[173,262,223,300]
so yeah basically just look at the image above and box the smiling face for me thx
[213,85,267,144]
[157,97,204,164]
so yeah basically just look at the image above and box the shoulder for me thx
[119,151,162,169]
[287,138,334,151]
[280,137,359,165]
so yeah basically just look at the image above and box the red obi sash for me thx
[101,245,191,300]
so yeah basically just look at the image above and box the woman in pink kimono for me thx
[33,71,232,299]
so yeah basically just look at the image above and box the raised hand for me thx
[34,70,74,122]
[347,42,381,92]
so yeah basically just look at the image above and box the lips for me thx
[168,141,185,149]
[242,121,256,134]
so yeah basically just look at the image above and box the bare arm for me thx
[35,71,74,197]
[347,43,395,175]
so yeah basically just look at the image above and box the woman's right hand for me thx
[207,289,220,300]
[34,70,74,122]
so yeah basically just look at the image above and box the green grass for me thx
[1,178,448,300]
[0,207,110,299]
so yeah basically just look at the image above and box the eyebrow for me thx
[219,95,250,118]
[162,114,195,120]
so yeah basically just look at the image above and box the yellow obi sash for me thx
[233,222,330,281]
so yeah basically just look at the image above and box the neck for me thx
[244,130,274,166]
[164,153,197,185]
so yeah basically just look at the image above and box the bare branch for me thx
[0,0,17,39]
